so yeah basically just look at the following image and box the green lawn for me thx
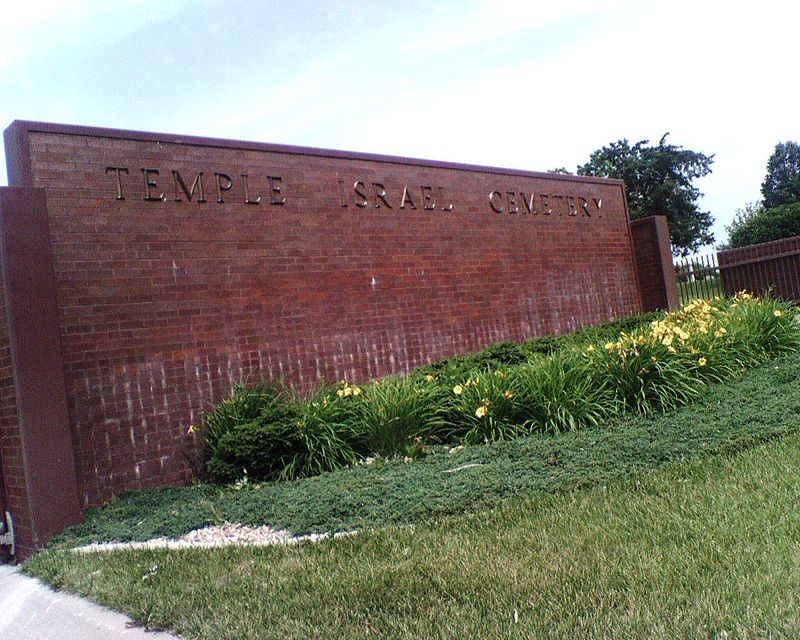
[27,432,800,639]
[24,352,800,639]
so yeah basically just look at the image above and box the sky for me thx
[2,0,799,251]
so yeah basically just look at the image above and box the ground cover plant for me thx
[42,349,800,547]
[26,425,800,639]
[200,294,798,482]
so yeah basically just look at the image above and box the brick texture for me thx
[0,263,30,559]
[4,122,643,517]
[630,216,679,311]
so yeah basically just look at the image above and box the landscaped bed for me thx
[25,358,800,638]
[22,294,800,638]
[38,347,800,548]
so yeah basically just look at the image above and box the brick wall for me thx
[0,260,29,559]
[3,121,643,532]
[630,215,679,311]
[718,235,800,301]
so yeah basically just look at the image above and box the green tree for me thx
[577,134,714,256]
[761,141,800,208]
[727,202,800,249]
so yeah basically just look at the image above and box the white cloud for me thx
[0,0,186,72]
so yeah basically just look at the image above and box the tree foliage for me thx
[727,201,800,249]
[761,141,800,209]
[577,134,714,256]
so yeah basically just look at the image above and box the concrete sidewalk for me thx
[0,564,180,639]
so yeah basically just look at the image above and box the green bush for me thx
[204,381,364,482]
[199,381,291,464]
[205,399,301,482]
[727,202,800,248]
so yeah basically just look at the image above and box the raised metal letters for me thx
[141,168,164,201]
[172,170,206,203]
[215,173,233,203]
[105,166,129,200]
[103,167,608,221]
[488,189,602,217]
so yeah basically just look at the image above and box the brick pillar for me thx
[630,215,679,311]
[0,187,80,560]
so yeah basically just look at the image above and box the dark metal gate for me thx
[675,254,721,305]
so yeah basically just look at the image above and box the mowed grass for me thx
[27,431,800,639]
[24,352,800,639]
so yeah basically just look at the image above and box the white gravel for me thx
[73,523,355,553]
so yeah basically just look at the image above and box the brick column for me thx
[630,215,679,311]
[0,187,80,560]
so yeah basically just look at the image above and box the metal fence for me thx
[717,236,800,303]
[674,254,721,305]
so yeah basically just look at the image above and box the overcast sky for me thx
[2,0,798,250]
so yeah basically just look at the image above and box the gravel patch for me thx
[73,523,355,553]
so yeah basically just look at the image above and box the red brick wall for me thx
[630,216,679,311]
[6,121,642,510]
[0,263,30,558]
[718,235,800,301]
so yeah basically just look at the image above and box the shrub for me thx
[200,381,291,464]
[205,398,301,482]
[727,202,800,248]
[203,380,365,482]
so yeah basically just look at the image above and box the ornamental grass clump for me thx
[355,375,445,457]
[511,351,617,433]
[448,369,524,444]
[280,384,362,480]
[588,293,799,415]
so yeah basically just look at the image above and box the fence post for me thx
[629,215,679,311]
